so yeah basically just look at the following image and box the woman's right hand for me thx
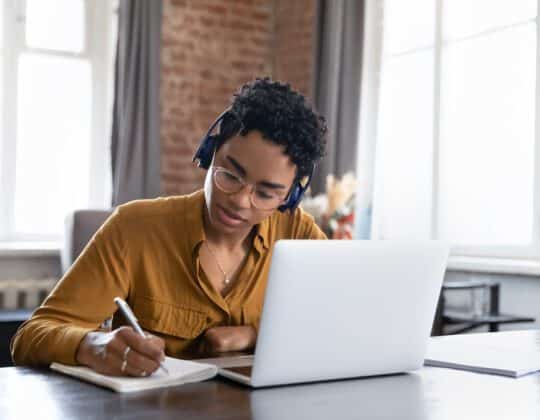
[75,326,166,377]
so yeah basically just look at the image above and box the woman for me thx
[11,78,327,377]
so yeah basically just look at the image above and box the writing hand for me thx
[76,326,165,377]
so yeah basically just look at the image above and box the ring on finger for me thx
[121,359,128,373]
[123,346,131,361]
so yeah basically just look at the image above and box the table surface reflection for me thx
[2,333,540,419]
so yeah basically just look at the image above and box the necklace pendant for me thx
[224,277,230,285]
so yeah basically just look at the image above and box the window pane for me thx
[15,53,92,236]
[374,51,434,239]
[439,25,536,246]
[383,0,436,54]
[26,0,85,53]
[445,0,537,40]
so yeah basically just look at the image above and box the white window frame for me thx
[0,0,115,244]
[360,0,540,261]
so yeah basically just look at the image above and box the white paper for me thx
[424,331,540,377]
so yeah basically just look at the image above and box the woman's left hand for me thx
[201,326,256,354]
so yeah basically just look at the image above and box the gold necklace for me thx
[205,242,233,285]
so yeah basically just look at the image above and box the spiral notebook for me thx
[50,357,218,392]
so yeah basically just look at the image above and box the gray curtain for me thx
[311,0,365,194]
[111,0,162,206]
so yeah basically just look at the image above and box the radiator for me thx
[0,279,58,310]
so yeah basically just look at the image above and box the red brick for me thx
[251,10,270,21]
[170,0,187,7]
[206,4,227,15]
[232,0,254,7]
[228,19,256,32]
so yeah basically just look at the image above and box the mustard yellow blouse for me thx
[11,190,326,366]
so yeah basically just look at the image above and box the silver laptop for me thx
[219,240,449,388]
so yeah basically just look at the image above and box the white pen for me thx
[114,297,169,375]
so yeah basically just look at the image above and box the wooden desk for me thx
[1,331,540,419]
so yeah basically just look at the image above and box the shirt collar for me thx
[185,190,206,256]
[253,214,270,253]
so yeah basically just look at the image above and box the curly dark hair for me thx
[217,77,327,178]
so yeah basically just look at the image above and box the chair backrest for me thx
[61,210,113,274]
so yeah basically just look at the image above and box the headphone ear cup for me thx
[278,166,315,212]
[278,184,304,213]
[193,135,218,169]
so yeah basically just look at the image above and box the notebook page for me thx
[51,356,218,392]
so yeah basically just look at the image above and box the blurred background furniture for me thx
[61,210,112,274]
[432,278,536,336]
[0,310,33,367]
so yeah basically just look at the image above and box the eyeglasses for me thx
[212,166,288,210]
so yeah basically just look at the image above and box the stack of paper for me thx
[425,330,540,377]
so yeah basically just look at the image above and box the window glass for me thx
[14,53,92,236]
[438,25,536,245]
[26,0,85,52]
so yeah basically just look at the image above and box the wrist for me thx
[75,331,98,365]
[237,325,257,350]
[247,325,257,349]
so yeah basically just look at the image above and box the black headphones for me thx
[192,109,313,212]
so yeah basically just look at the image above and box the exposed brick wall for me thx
[273,0,317,100]
[160,0,317,195]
